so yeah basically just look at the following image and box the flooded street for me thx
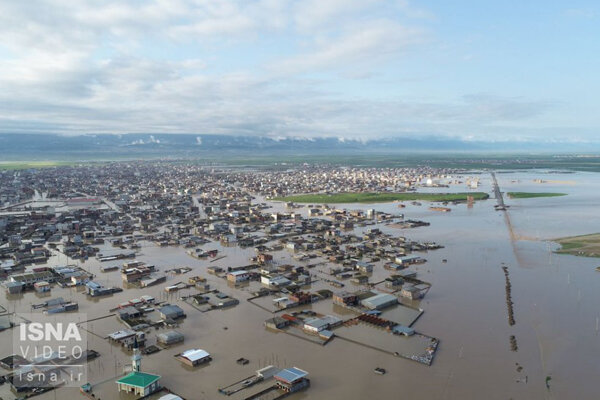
[1,170,599,399]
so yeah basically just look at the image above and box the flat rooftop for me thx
[274,367,308,384]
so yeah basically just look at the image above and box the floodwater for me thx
[2,170,600,399]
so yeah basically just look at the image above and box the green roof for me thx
[116,371,160,388]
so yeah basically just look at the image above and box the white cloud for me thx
[272,20,425,75]
[0,1,568,142]
[293,0,376,33]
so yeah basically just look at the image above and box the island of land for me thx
[554,233,600,257]
[507,192,567,199]
[274,192,489,204]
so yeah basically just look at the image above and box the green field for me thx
[274,192,489,204]
[507,192,567,199]
[0,161,77,170]
[554,233,600,258]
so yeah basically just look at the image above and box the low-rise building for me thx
[227,270,250,283]
[258,253,273,264]
[395,255,424,266]
[303,315,342,333]
[122,264,155,283]
[361,293,398,310]
[332,291,358,306]
[264,317,290,330]
[159,304,185,320]
[158,395,183,400]
[116,372,161,397]
[176,349,211,367]
[207,293,239,308]
[400,284,423,300]
[274,367,310,393]
[156,330,184,345]
[261,275,292,289]
[4,281,24,294]
[9,270,55,286]
[108,330,146,348]
[356,261,373,273]
[117,306,143,321]
[34,281,51,293]
[392,325,415,336]
[86,281,110,296]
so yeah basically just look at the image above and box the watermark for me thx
[13,312,88,389]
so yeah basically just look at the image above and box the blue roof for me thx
[274,367,308,383]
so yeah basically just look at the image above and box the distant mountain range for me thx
[0,133,598,161]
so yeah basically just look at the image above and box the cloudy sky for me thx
[0,0,598,142]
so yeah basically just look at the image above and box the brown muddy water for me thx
[1,170,599,399]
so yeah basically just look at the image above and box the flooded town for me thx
[0,161,599,399]
[2,1,600,398]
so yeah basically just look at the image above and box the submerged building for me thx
[157,330,184,346]
[176,349,212,367]
[274,367,310,393]
[116,338,161,397]
[360,293,398,310]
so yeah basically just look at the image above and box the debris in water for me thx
[509,335,518,352]
[502,266,515,326]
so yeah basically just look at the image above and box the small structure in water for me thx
[175,349,212,367]
[116,337,161,397]
[274,367,310,393]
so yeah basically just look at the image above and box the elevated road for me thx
[491,172,506,210]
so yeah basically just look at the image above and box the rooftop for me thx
[157,330,184,340]
[392,325,415,335]
[274,367,309,384]
[158,395,183,400]
[180,348,210,362]
[228,270,249,276]
[361,293,398,308]
[159,304,184,314]
[116,371,160,388]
